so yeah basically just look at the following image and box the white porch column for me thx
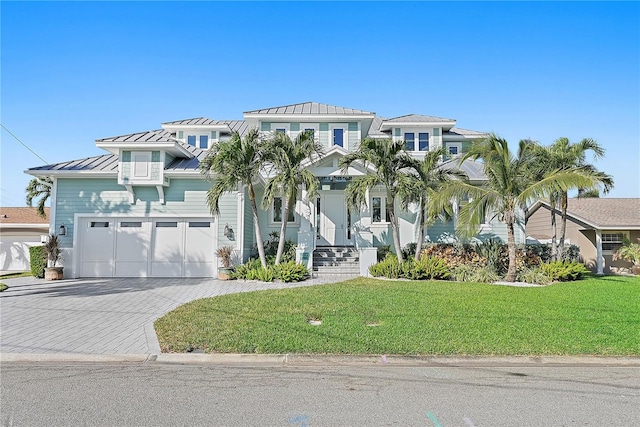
[296,185,315,269]
[452,198,459,230]
[595,228,604,275]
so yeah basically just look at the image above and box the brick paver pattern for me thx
[0,275,356,355]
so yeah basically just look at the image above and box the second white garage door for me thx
[79,217,217,278]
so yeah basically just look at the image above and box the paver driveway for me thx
[0,275,354,355]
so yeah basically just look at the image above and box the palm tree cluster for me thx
[200,128,322,267]
[200,129,612,281]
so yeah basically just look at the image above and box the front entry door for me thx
[317,192,352,246]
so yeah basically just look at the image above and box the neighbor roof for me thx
[445,128,488,137]
[0,207,49,224]
[529,198,640,229]
[438,158,487,181]
[244,102,375,115]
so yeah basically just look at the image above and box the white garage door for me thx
[79,217,216,278]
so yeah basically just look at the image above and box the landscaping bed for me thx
[155,275,640,356]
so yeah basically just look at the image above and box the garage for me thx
[78,217,217,278]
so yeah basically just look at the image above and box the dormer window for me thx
[187,135,196,146]
[133,151,151,178]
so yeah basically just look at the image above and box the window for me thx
[178,131,184,139]
[90,221,109,228]
[273,197,295,222]
[404,133,415,151]
[419,133,429,151]
[372,197,385,223]
[602,233,624,252]
[156,222,178,228]
[275,128,286,134]
[333,129,344,147]
[447,143,462,156]
[304,128,315,139]
[189,222,210,228]
[120,221,142,228]
[199,135,208,149]
[187,135,196,146]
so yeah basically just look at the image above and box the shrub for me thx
[369,254,401,278]
[451,264,476,282]
[273,261,309,283]
[261,232,296,263]
[517,267,552,286]
[541,261,590,281]
[470,266,500,284]
[376,245,392,262]
[401,243,418,260]
[29,246,46,278]
[254,266,275,282]
[613,239,640,267]
[415,256,450,280]
[475,239,506,274]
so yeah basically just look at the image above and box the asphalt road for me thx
[1,361,638,426]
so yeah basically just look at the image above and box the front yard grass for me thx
[155,275,640,356]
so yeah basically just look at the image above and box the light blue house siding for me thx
[54,178,237,249]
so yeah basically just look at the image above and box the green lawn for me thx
[155,275,640,356]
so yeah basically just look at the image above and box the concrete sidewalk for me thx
[0,275,356,355]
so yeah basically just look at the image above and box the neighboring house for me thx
[25,101,525,279]
[526,198,640,274]
[0,207,50,272]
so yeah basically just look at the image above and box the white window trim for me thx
[329,124,347,149]
[371,195,388,224]
[446,142,462,156]
[271,123,291,135]
[602,231,627,254]
[269,197,300,226]
[298,124,319,142]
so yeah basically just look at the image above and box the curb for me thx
[2,353,640,367]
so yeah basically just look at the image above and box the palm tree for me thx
[398,148,468,260]
[26,177,52,218]
[536,137,613,260]
[339,138,421,262]
[263,130,323,265]
[436,135,597,282]
[200,128,269,268]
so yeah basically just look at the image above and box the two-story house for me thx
[26,102,524,278]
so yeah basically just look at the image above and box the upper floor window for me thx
[199,135,209,149]
[187,135,196,146]
[133,151,151,178]
[419,133,429,151]
[333,129,344,147]
[404,133,415,151]
[372,196,385,223]
[304,128,315,139]
[275,128,287,134]
[446,143,462,156]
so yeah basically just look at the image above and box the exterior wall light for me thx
[58,224,67,236]
[224,223,234,240]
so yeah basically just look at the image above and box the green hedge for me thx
[29,246,46,278]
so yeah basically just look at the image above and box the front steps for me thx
[312,246,360,275]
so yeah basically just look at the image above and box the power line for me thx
[1,123,48,164]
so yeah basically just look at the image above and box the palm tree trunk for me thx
[414,200,424,261]
[387,196,404,262]
[275,194,290,265]
[550,197,558,261]
[248,185,268,268]
[505,210,517,282]
[558,192,568,261]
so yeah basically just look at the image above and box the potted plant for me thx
[216,246,235,280]
[43,234,64,280]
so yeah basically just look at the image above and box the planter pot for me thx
[218,267,234,280]
[44,267,64,281]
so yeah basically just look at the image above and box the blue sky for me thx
[1,1,638,207]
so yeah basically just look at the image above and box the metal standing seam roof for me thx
[367,116,389,138]
[96,129,176,143]
[244,102,375,115]
[27,154,119,173]
[385,114,455,123]
[438,158,488,181]
[445,128,488,137]
[161,117,221,126]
